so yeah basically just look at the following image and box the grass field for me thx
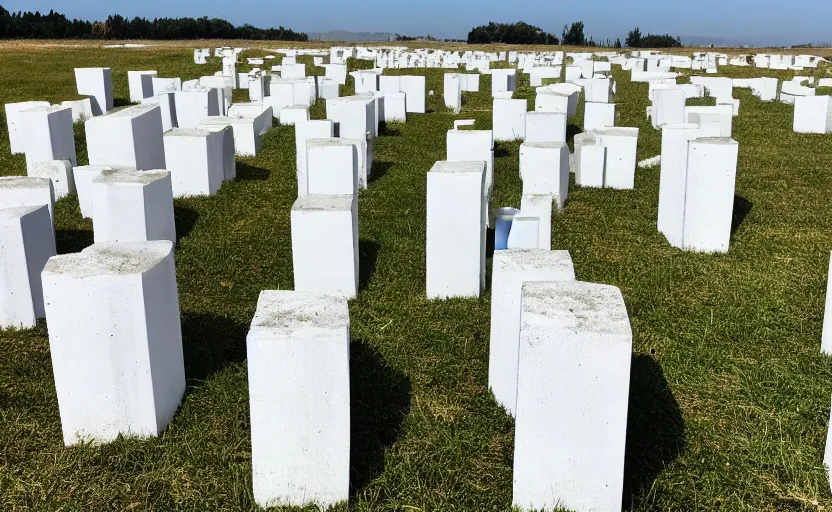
[1,43,832,511]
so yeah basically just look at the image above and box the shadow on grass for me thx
[349,340,411,498]
[495,145,511,158]
[622,354,685,510]
[55,229,93,254]
[113,98,131,108]
[731,195,753,237]
[566,123,582,144]
[380,124,401,137]
[174,206,199,245]
[236,162,271,181]
[180,312,247,383]
[359,239,380,292]
[368,161,393,184]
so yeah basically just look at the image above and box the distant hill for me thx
[308,31,395,42]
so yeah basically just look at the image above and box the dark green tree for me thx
[561,21,586,46]
[626,27,642,47]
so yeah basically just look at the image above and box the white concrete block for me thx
[227,102,273,136]
[492,69,517,96]
[489,249,575,415]
[652,88,686,128]
[198,116,260,157]
[524,112,566,143]
[794,96,832,134]
[519,142,569,208]
[507,217,540,249]
[657,123,721,247]
[444,73,463,113]
[575,142,606,188]
[92,170,176,244]
[59,98,95,123]
[520,194,553,250]
[535,90,570,116]
[529,67,561,87]
[494,98,527,141]
[28,160,74,200]
[197,124,236,181]
[384,92,406,122]
[85,104,166,170]
[128,71,158,103]
[74,68,113,116]
[584,102,615,131]
[249,72,265,102]
[318,78,340,100]
[163,129,225,197]
[0,205,55,329]
[463,74,481,92]
[822,252,832,355]
[73,165,110,218]
[426,161,486,299]
[595,128,639,189]
[174,88,221,129]
[20,105,77,170]
[681,137,739,253]
[446,129,494,197]
[565,66,583,82]
[685,105,733,137]
[291,195,358,299]
[400,76,426,113]
[5,101,50,154]
[141,92,177,132]
[0,176,55,225]
[295,120,335,196]
[513,280,631,512]
[42,241,184,445]
[306,138,358,197]
[247,290,350,508]
[152,77,182,96]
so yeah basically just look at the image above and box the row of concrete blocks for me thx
[657,124,740,253]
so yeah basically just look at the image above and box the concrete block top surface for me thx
[661,123,700,132]
[43,241,173,278]
[494,249,574,273]
[0,204,46,221]
[165,128,211,138]
[0,176,52,189]
[21,104,70,115]
[692,136,738,146]
[521,141,569,150]
[249,290,349,334]
[92,169,170,186]
[91,103,158,121]
[430,160,486,175]
[596,127,639,137]
[521,280,630,337]
[307,138,353,148]
[292,194,354,212]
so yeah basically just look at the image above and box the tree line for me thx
[467,21,681,48]
[0,6,308,40]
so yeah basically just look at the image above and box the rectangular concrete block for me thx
[306,138,358,197]
[128,71,158,103]
[384,92,406,122]
[519,142,569,208]
[92,170,176,244]
[822,252,832,355]
[584,102,616,131]
[0,205,56,329]
[595,128,639,189]
[426,161,486,299]
[652,88,686,128]
[85,104,166,170]
[513,280,631,512]
[73,165,110,218]
[520,194,553,250]
[291,195,358,299]
[685,104,733,137]
[295,120,336,196]
[141,92,177,132]
[42,241,185,445]
[535,90,570,115]
[152,77,182,96]
[575,139,606,188]
[174,88,221,129]
[494,98,527,141]
[280,106,309,126]
[164,129,225,197]
[525,112,566,143]
[74,68,113,116]
[444,73,463,113]
[60,98,94,123]
[247,290,350,508]
[681,137,739,253]
[794,96,832,134]
[447,129,494,199]
[657,123,721,247]
[199,116,260,157]
[0,176,55,226]
[197,124,236,181]
[400,76,426,113]
[6,101,51,154]
[227,102,273,136]
[506,216,540,249]
[378,75,401,93]
[28,160,74,200]
[20,105,77,170]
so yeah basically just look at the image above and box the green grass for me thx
[1,45,832,511]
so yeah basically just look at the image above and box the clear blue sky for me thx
[4,0,830,45]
